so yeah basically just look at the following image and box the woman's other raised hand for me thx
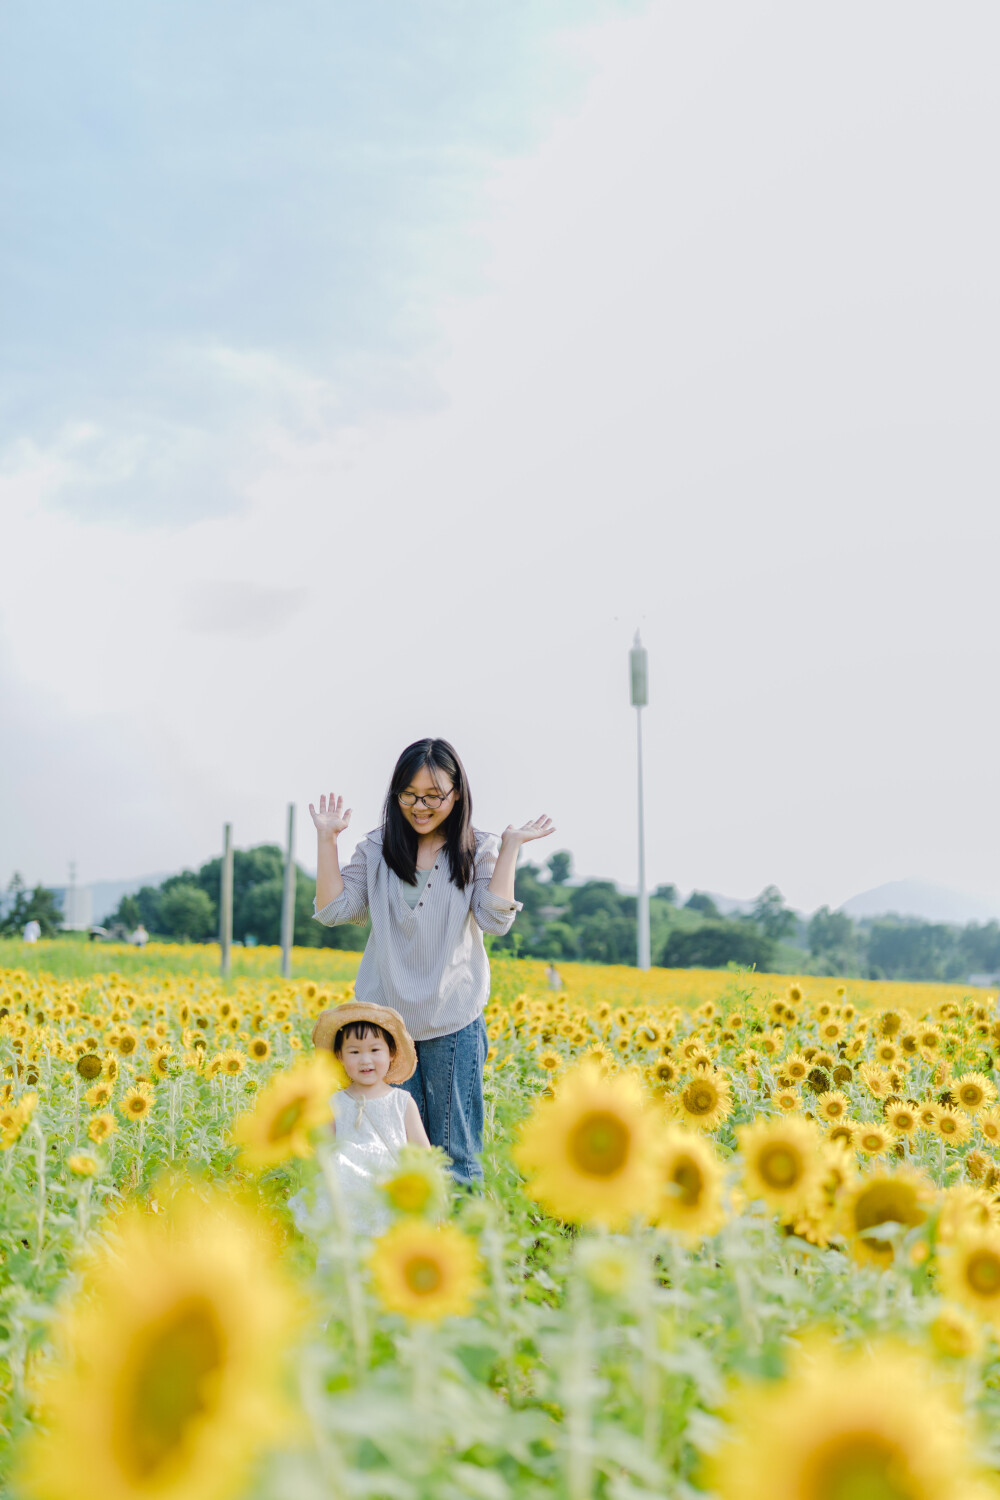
[500,815,556,846]
[308,792,353,839]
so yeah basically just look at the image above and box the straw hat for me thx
[311,1000,417,1084]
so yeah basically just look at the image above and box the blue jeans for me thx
[399,1013,487,1186]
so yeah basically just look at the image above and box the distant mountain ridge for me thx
[837,880,1000,925]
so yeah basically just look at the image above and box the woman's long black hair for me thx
[380,738,477,890]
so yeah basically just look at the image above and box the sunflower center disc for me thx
[671,1158,703,1207]
[570,1111,630,1176]
[405,1256,443,1294]
[760,1146,799,1189]
[122,1298,223,1481]
[811,1434,915,1500]
[966,1249,1000,1297]
[269,1098,305,1142]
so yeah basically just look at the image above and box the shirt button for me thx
[418,901,423,906]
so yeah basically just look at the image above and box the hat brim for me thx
[311,1001,417,1084]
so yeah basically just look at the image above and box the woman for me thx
[310,737,553,1184]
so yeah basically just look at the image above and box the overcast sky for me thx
[3,1,999,914]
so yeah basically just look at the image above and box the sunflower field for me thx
[4,938,1000,1500]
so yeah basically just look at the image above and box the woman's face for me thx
[398,762,457,839]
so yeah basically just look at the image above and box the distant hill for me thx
[838,880,1000,925]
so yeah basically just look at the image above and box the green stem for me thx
[565,1269,593,1500]
[32,1123,46,1266]
[317,1149,370,1377]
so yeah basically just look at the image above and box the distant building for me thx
[967,974,1000,990]
[538,905,565,922]
[53,884,94,931]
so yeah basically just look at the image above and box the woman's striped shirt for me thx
[312,827,522,1041]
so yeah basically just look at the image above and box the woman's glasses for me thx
[397,790,454,809]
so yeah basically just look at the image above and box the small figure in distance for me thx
[130,923,149,947]
[545,962,564,990]
[22,919,41,944]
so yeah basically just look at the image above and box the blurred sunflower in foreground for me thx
[233,1053,344,1168]
[17,1188,300,1500]
[369,1219,482,1321]
[707,1337,997,1500]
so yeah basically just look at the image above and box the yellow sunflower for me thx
[368,1219,482,1321]
[18,1188,299,1500]
[118,1084,155,1122]
[706,1336,987,1500]
[379,1146,450,1220]
[67,1153,99,1177]
[233,1055,341,1168]
[939,1228,1000,1331]
[738,1116,823,1217]
[88,1112,117,1144]
[937,1184,1000,1243]
[928,1303,982,1360]
[773,1087,801,1113]
[885,1101,919,1137]
[513,1063,661,1229]
[84,1080,113,1109]
[934,1107,972,1145]
[673,1067,733,1131]
[841,1168,933,1267]
[75,1053,103,1081]
[652,1127,726,1243]
[978,1108,1000,1144]
[951,1072,997,1114]
[855,1122,896,1158]
[815,1090,850,1124]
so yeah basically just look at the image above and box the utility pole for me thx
[280,803,296,979]
[630,630,650,970]
[220,823,234,980]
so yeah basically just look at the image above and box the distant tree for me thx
[751,886,797,942]
[808,906,854,957]
[0,875,64,938]
[570,882,623,922]
[116,895,141,931]
[658,921,776,971]
[866,920,962,982]
[546,851,573,885]
[653,884,678,904]
[684,891,720,918]
[511,863,548,917]
[959,921,1000,975]
[159,883,215,942]
[529,921,579,961]
[578,909,636,965]
[241,877,284,946]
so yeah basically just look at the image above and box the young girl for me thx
[309,736,554,1185]
[307,1000,429,1237]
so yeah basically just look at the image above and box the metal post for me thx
[220,823,233,980]
[629,631,650,970]
[280,802,296,978]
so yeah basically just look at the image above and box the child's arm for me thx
[403,1095,431,1147]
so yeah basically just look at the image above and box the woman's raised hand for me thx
[308,792,353,838]
[501,815,556,846]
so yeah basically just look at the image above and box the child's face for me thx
[338,1031,392,1087]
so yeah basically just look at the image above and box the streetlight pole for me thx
[280,802,296,979]
[629,630,650,969]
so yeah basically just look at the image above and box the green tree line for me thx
[8,850,1000,984]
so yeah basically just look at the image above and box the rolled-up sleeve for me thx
[470,837,523,936]
[313,840,370,926]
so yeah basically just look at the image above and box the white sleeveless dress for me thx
[289,1088,409,1240]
